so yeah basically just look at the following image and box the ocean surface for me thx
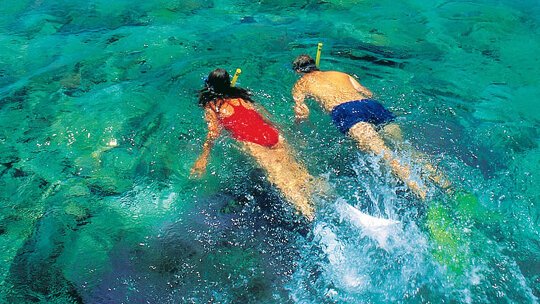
[1,0,539,303]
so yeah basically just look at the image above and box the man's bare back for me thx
[292,70,373,112]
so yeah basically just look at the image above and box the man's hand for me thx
[294,103,309,122]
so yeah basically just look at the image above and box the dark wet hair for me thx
[292,54,319,73]
[198,68,254,107]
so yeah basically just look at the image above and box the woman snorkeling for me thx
[190,68,319,220]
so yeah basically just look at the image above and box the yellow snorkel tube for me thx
[315,42,323,68]
[231,68,242,87]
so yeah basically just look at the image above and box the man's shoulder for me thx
[299,72,322,82]
[293,75,308,87]
[322,70,351,77]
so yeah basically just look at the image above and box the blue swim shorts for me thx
[330,99,395,134]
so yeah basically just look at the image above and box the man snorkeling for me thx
[291,55,449,199]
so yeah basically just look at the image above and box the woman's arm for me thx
[190,107,221,178]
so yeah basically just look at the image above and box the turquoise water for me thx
[1,0,539,302]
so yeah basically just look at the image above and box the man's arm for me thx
[190,107,221,178]
[349,75,373,98]
[292,80,310,121]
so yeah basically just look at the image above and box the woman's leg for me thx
[242,137,316,220]
[348,122,427,199]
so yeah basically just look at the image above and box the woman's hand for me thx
[190,107,220,179]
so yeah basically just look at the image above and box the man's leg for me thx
[348,122,427,199]
[381,123,451,190]
[380,123,403,142]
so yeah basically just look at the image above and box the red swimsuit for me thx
[215,99,279,147]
